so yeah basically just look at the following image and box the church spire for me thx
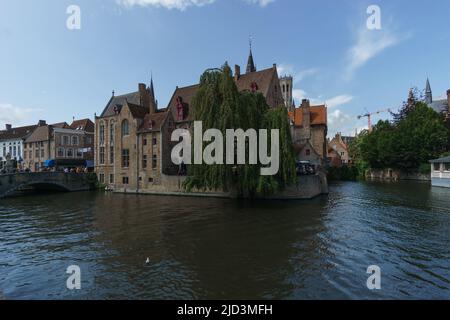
[246,37,256,73]
[425,78,432,104]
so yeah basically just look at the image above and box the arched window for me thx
[110,122,115,144]
[121,120,129,137]
[99,122,105,145]
[57,148,65,158]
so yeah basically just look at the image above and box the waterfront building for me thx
[23,119,94,172]
[94,80,175,190]
[94,50,323,194]
[288,99,328,166]
[328,133,352,165]
[0,123,37,162]
[430,156,450,188]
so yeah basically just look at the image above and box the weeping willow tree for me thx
[183,63,297,197]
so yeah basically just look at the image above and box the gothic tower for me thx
[246,39,256,73]
[279,75,293,110]
[425,78,433,104]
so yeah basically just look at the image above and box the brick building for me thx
[328,133,352,166]
[23,119,94,172]
[288,99,328,166]
[95,50,287,192]
[94,80,175,190]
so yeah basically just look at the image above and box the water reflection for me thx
[0,181,449,299]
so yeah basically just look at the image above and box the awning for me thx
[429,156,450,163]
[85,160,94,168]
[44,159,56,167]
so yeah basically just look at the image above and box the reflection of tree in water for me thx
[92,192,330,299]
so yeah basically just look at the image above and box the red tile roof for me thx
[288,105,327,126]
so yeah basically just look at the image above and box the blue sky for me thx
[1,0,449,136]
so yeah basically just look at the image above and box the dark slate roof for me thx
[430,156,450,163]
[0,124,37,141]
[100,91,141,117]
[127,102,149,119]
[139,111,168,133]
[428,99,448,114]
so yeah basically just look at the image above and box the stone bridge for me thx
[0,172,97,198]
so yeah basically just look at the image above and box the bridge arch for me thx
[0,172,95,198]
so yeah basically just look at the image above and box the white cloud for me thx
[0,103,42,128]
[325,95,354,109]
[244,0,275,7]
[118,0,275,10]
[296,68,319,82]
[117,0,216,10]
[277,64,318,83]
[292,89,307,103]
[345,27,408,79]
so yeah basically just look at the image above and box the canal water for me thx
[0,181,449,299]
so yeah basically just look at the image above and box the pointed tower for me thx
[425,78,432,104]
[246,38,256,73]
[149,74,157,113]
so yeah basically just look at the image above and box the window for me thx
[110,123,115,144]
[63,135,69,146]
[122,149,130,167]
[29,150,32,158]
[152,136,157,146]
[122,177,129,184]
[152,154,157,169]
[143,138,147,146]
[142,155,147,169]
[99,123,105,145]
[40,149,44,157]
[72,136,79,146]
[148,178,153,183]
[121,120,129,137]
[67,148,73,158]
[99,174,105,184]
[57,148,64,158]
[110,146,114,164]
[109,174,114,184]
[76,148,83,158]
[306,149,311,156]
[445,163,450,171]
[99,147,105,164]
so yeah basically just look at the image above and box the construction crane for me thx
[357,108,391,133]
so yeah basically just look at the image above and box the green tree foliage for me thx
[353,102,449,172]
[184,64,297,197]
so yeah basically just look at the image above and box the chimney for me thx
[38,120,46,126]
[5,124,12,130]
[301,99,311,129]
[234,65,241,81]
